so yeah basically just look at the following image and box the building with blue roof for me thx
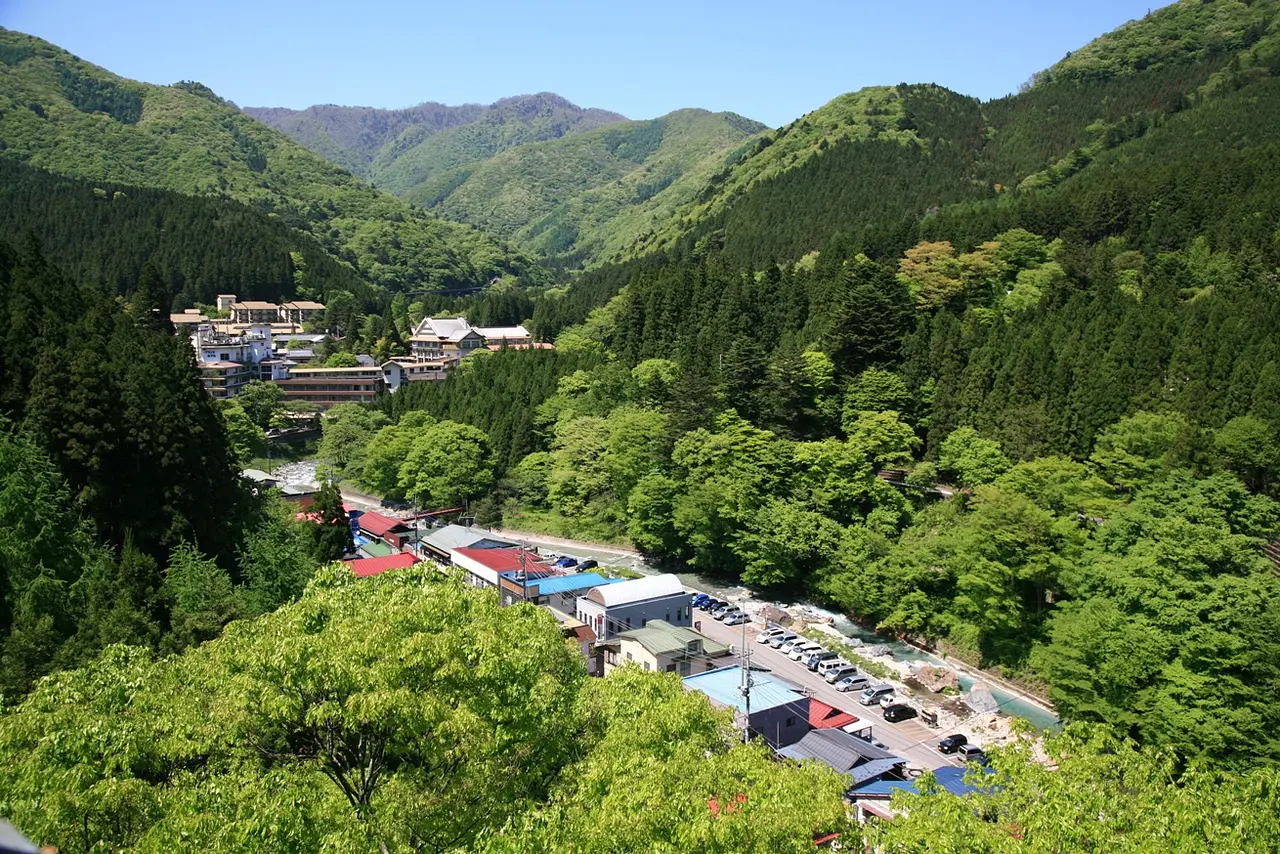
[497,570,620,609]
[851,765,996,802]
[683,664,811,747]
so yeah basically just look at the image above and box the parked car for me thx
[858,685,895,706]
[711,602,737,618]
[937,734,968,754]
[835,673,871,692]
[878,693,899,709]
[713,606,742,622]
[958,744,989,765]
[757,627,788,644]
[700,597,723,612]
[768,632,799,649]
[788,641,822,661]
[778,636,806,654]
[554,556,578,568]
[691,593,711,609]
[806,650,838,670]
[817,658,851,679]
[722,611,750,626]
[824,665,859,684]
[578,559,599,570]
[882,704,918,723]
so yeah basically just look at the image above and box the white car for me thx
[778,636,806,654]
[879,693,899,708]
[788,641,822,661]
[757,627,787,644]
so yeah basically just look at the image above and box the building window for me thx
[643,662,650,671]
[786,717,795,727]
[666,663,676,673]
[625,652,632,661]
[625,617,631,629]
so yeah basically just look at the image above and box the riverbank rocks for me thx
[915,665,960,693]
[965,681,1000,714]
[760,606,792,626]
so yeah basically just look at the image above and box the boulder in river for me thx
[760,605,792,627]
[965,681,1000,715]
[916,665,960,693]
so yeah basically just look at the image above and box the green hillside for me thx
[634,0,1280,270]
[0,28,540,291]
[411,108,765,265]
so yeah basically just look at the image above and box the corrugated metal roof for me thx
[357,511,407,538]
[421,525,514,553]
[343,553,418,578]
[620,620,729,657]
[521,572,621,596]
[683,665,808,714]
[586,573,684,607]
[852,766,990,798]
[776,729,899,773]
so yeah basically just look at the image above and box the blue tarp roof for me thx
[499,571,621,596]
[852,766,993,798]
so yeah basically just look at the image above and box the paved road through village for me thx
[694,613,957,773]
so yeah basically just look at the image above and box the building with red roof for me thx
[356,511,412,547]
[451,546,545,588]
[343,552,419,578]
[808,698,859,730]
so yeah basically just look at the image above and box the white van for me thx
[859,684,895,706]
[816,658,850,679]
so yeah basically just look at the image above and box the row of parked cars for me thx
[548,555,600,571]
[755,627,922,722]
[690,593,750,625]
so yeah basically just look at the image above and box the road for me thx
[694,612,959,773]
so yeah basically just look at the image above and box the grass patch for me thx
[500,506,632,548]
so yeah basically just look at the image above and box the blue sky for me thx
[2,0,1171,126]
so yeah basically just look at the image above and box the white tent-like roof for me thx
[586,573,684,607]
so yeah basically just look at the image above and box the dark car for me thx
[937,734,968,754]
[882,704,918,723]
[578,559,599,570]
[699,597,723,612]
[958,744,990,766]
[691,593,711,608]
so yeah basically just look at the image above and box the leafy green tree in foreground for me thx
[873,725,1280,854]
[0,569,852,853]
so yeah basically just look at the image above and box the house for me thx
[170,308,208,329]
[409,316,485,361]
[215,294,238,312]
[575,573,689,640]
[776,728,906,787]
[240,468,278,489]
[451,546,546,589]
[343,552,419,578]
[273,365,385,407]
[498,571,620,609]
[356,511,413,548]
[549,607,601,674]
[849,765,995,825]
[279,300,326,325]
[382,357,458,392]
[602,619,731,676]
[473,324,532,347]
[683,664,811,748]
[418,524,516,563]
[229,300,281,324]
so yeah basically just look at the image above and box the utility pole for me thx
[740,615,752,746]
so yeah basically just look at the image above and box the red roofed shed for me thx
[344,552,419,578]
[357,511,412,547]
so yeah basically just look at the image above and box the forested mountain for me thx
[417,108,765,265]
[246,93,627,193]
[0,160,377,307]
[0,28,543,292]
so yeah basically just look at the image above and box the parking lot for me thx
[694,612,954,772]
